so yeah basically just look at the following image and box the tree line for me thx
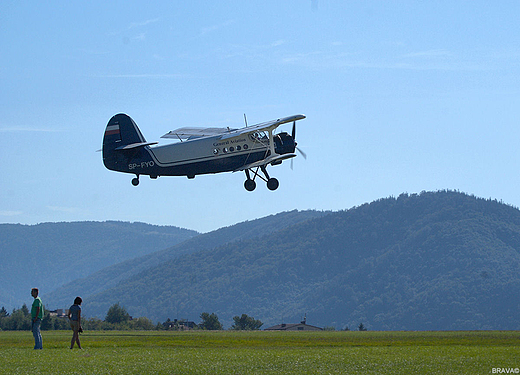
[0,304,264,331]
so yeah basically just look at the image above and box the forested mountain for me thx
[0,221,197,310]
[44,210,327,309]
[84,191,520,330]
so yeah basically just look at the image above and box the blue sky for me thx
[1,1,520,233]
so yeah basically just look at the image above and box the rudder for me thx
[102,113,149,172]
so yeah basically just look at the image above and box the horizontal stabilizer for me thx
[115,142,158,151]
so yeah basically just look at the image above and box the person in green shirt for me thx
[31,288,43,349]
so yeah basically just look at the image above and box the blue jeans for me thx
[32,319,42,349]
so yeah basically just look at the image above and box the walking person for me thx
[31,288,43,350]
[67,297,83,349]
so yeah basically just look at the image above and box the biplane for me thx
[102,113,306,191]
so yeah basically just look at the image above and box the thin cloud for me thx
[0,126,64,133]
[0,210,23,217]
[107,18,160,37]
[402,49,451,58]
[200,20,235,36]
[47,206,79,214]
[93,73,189,79]
[129,18,160,29]
[208,40,289,61]
[271,40,286,47]
[78,48,110,56]
[279,48,490,71]
[132,33,147,42]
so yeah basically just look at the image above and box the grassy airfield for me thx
[0,330,518,374]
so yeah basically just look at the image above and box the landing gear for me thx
[267,178,279,191]
[244,169,256,191]
[132,175,159,185]
[243,166,279,191]
[261,166,279,191]
[244,179,256,192]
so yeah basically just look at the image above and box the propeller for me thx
[290,121,307,169]
[296,146,307,159]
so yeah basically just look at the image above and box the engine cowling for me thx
[273,132,296,155]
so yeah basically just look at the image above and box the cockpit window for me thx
[249,131,268,143]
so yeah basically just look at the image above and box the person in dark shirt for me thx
[67,297,82,349]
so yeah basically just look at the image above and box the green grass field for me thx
[0,330,518,374]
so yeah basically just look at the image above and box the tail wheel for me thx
[132,176,140,186]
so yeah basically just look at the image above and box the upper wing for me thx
[161,127,237,140]
[161,114,305,142]
[219,114,306,140]
[161,114,306,140]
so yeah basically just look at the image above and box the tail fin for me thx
[102,114,152,172]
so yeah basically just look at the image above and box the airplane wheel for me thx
[244,179,256,191]
[267,178,279,191]
[132,177,140,186]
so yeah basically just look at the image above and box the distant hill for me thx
[0,221,197,310]
[84,191,520,330]
[45,210,327,309]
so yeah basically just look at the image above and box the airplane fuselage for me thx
[104,129,270,179]
[129,133,268,178]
